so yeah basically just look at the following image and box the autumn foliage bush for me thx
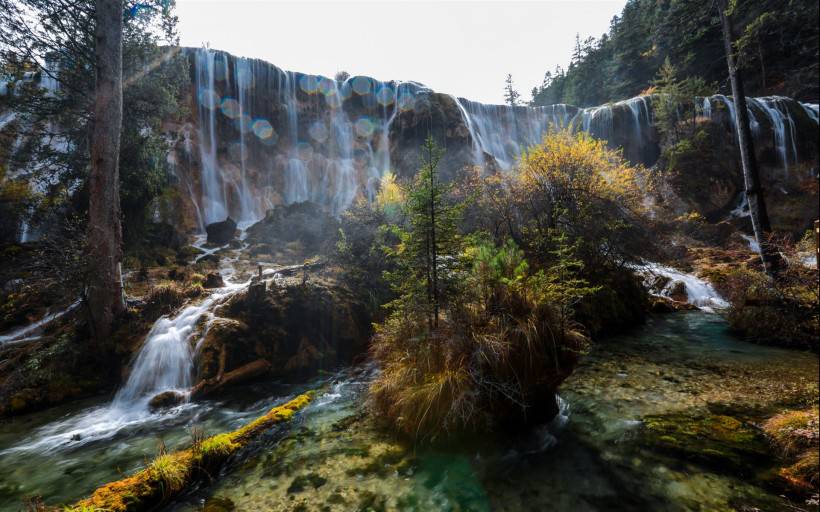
[368,132,650,440]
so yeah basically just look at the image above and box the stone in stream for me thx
[147,390,186,412]
[668,281,688,303]
[206,217,237,245]
[203,272,225,289]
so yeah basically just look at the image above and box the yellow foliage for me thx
[519,130,646,214]
[375,171,404,210]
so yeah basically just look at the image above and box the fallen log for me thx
[65,392,314,512]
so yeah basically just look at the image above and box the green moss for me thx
[198,433,238,459]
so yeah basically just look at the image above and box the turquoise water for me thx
[0,312,816,511]
[168,312,818,512]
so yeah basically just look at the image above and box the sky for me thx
[176,0,627,105]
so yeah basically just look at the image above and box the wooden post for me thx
[815,219,819,269]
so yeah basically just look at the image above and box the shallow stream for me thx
[0,312,816,511]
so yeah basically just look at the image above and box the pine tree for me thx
[571,33,583,65]
[386,135,461,330]
[503,74,520,107]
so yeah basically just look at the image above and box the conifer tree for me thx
[385,135,461,330]
[503,74,520,107]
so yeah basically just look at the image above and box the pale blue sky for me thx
[177,0,627,105]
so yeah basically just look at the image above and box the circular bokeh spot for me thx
[198,88,220,110]
[220,97,240,119]
[299,75,320,94]
[252,119,275,141]
[376,86,395,106]
[308,121,329,143]
[355,117,375,137]
[352,76,372,95]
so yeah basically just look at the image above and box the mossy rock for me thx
[642,413,771,474]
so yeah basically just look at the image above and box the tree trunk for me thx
[87,0,125,341]
[717,0,781,275]
[429,146,439,328]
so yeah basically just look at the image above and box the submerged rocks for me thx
[206,217,237,245]
[642,413,770,474]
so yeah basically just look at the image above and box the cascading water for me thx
[189,49,413,218]
[636,263,729,311]
[195,49,229,225]
[749,96,798,173]
[452,98,576,170]
[181,49,818,222]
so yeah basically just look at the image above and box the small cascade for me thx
[4,237,254,453]
[111,299,209,407]
[636,263,729,311]
[800,103,819,123]
[748,96,798,173]
[0,300,81,345]
[740,234,760,254]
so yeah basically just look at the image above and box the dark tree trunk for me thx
[87,0,125,341]
[429,145,439,328]
[717,0,781,275]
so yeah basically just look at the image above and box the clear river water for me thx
[0,311,816,511]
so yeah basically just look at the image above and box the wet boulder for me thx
[148,390,186,412]
[196,318,250,382]
[668,281,688,303]
[191,278,371,396]
[206,217,237,245]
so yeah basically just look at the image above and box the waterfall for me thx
[0,300,81,345]
[195,49,229,224]
[452,98,565,170]
[748,96,798,173]
[180,50,818,220]
[112,296,217,407]
[234,57,259,223]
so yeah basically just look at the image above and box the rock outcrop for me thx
[191,275,370,396]
[205,217,237,245]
